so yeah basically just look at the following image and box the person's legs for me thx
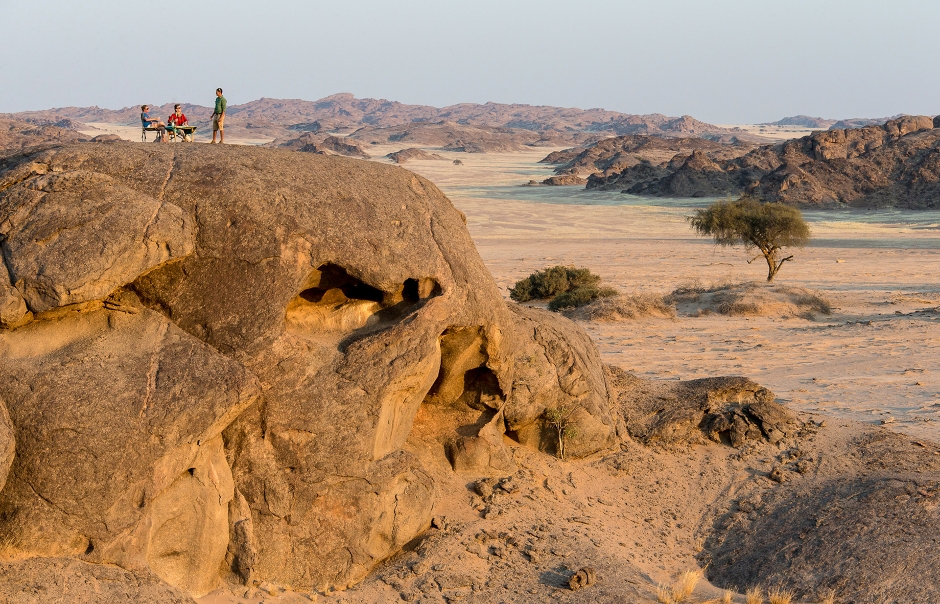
[218,116,224,143]
[211,115,219,143]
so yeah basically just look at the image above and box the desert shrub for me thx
[547,285,616,311]
[579,292,677,321]
[511,265,617,311]
[509,265,602,302]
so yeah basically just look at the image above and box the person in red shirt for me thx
[167,104,189,141]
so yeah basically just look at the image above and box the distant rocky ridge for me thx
[586,115,940,208]
[4,93,765,148]
[0,118,87,154]
[540,135,755,177]
[760,115,836,129]
[277,132,371,158]
[385,148,446,163]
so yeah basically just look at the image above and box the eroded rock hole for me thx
[286,264,439,338]
[412,327,515,473]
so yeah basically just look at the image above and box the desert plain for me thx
[2,112,938,604]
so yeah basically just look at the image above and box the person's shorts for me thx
[212,114,224,131]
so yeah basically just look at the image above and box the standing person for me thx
[211,88,226,144]
[167,104,189,141]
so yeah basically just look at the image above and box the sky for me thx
[1,0,939,123]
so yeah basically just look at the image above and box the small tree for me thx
[544,404,580,460]
[689,196,810,282]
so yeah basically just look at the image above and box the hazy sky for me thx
[2,0,939,123]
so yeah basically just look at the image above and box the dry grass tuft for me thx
[767,586,794,604]
[722,591,734,604]
[657,582,673,604]
[671,569,703,602]
[655,569,704,603]
[817,589,836,604]
[745,586,764,604]
[576,292,676,321]
[667,281,832,319]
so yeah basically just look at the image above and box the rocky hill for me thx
[385,148,447,163]
[5,93,752,145]
[829,114,905,130]
[0,118,87,154]
[761,115,836,128]
[588,115,940,207]
[540,135,754,176]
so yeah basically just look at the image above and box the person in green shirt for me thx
[212,88,227,144]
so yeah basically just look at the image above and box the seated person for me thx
[166,104,189,140]
[140,105,167,142]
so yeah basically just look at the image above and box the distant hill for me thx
[587,116,940,208]
[3,93,761,148]
[829,115,905,130]
[539,135,754,176]
[0,118,87,155]
[761,115,836,128]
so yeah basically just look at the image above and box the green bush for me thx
[547,286,617,311]
[509,266,603,302]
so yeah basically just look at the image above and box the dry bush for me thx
[667,282,832,319]
[745,586,763,604]
[722,591,734,604]
[767,586,794,604]
[576,292,676,321]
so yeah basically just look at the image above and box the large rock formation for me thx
[539,134,746,175]
[588,116,940,208]
[0,142,619,597]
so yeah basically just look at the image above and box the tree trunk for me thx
[764,250,778,282]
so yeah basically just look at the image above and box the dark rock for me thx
[568,567,596,591]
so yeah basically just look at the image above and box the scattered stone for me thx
[568,567,597,591]
[769,466,789,483]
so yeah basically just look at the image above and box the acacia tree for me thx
[689,196,811,282]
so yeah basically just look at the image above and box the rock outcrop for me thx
[541,174,587,186]
[540,134,750,176]
[386,148,446,163]
[0,118,86,154]
[0,142,619,597]
[608,368,801,447]
[588,116,940,208]
[0,557,193,603]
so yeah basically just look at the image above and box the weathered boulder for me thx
[0,304,257,597]
[0,143,619,595]
[0,399,12,492]
[0,168,193,313]
[607,367,800,447]
[0,557,194,603]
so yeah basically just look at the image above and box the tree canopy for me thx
[689,196,811,281]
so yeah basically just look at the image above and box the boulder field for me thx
[0,142,937,603]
